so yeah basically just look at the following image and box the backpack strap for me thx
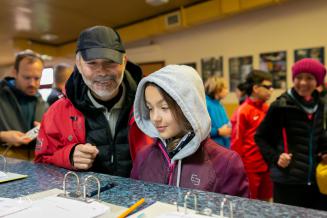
[280,94,288,153]
[282,128,288,154]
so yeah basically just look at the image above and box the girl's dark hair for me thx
[237,82,247,92]
[144,82,192,151]
[244,70,272,96]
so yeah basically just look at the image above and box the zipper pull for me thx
[111,154,114,164]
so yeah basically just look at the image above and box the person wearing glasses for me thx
[0,50,47,160]
[255,58,327,210]
[231,70,273,201]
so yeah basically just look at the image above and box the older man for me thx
[0,50,47,160]
[35,26,150,177]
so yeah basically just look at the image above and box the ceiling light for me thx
[41,33,58,41]
[146,0,169,6]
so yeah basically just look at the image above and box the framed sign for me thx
[229,56,253,91]
[260,51,287,89]
[201,56,223,82]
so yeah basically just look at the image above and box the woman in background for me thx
[205,76,231,148]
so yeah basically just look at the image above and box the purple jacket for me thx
[131,138,249,198]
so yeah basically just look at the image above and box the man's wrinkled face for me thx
[76,54,126,101]
[15,58,43,96]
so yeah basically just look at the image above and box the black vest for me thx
[85,95,133,177]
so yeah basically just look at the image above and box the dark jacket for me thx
[255,89,327,185]
[131,138,249,197]
[47,88,64,106]
[0,77,47,134]
[35,61,149,177]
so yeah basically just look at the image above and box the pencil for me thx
[117,198,145,218]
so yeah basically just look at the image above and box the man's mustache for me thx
[93,75,116,82]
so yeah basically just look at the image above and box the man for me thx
[35,26,151,177]
[0,50,47,160]
[231,70,274,201]
[47,63,72,105]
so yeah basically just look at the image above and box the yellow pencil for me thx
[118,198,145,218]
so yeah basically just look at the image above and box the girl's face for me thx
[145,85,183,140]
[253,80,273,102]
[215,87,228,100]
[293,73,317,98]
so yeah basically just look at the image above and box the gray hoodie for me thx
[134,65,211,162]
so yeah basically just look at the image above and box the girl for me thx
[131,65,249,197]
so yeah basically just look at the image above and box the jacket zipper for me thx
[103,108,115,165]
[158,141,175,185]
[307,126,314,185]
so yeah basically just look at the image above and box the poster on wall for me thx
[229,56,253,91]
[294,47,324,64]
[180,62,197,70]
[259,51,287,89]
[201,56,223,82]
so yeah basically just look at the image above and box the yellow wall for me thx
[125,0,327,117]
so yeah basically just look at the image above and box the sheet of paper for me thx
[129,201,225,218]
[0,197,31,217]
[0,171,28,183]
[6,196,109,218]
[12,188,126,218]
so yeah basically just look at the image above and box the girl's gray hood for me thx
[133,65,211,161]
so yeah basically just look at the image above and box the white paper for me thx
[5,196,109,218]
[155,212,214,218]
[129,202,225,218]
[0,197,31,217]
[0,172,28,183]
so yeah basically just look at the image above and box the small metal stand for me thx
[58,171,101,203]
[220,197,233,218]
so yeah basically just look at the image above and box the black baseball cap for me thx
[76,26,126,64]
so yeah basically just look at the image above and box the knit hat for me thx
[292,58,326,85]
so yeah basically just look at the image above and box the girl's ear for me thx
[252,84,259,94]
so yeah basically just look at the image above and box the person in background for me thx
[131,65,249,197]
[35,26,151,177]
[230,82,247,158]
[255,58,327,210]
[47,63,72,106]
[235,82,247,105]
[0,50,47,160]
[231,70,273,201]
[204,76,231,148]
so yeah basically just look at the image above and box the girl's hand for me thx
[277,153,293,168]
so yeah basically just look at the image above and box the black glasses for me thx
[259,84,273,90]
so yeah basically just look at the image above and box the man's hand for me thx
[72,143,99,170]
[277,153,293,168]
[0,130,32,147]
[218,124,232,137]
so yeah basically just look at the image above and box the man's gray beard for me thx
[82,74,123,101]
